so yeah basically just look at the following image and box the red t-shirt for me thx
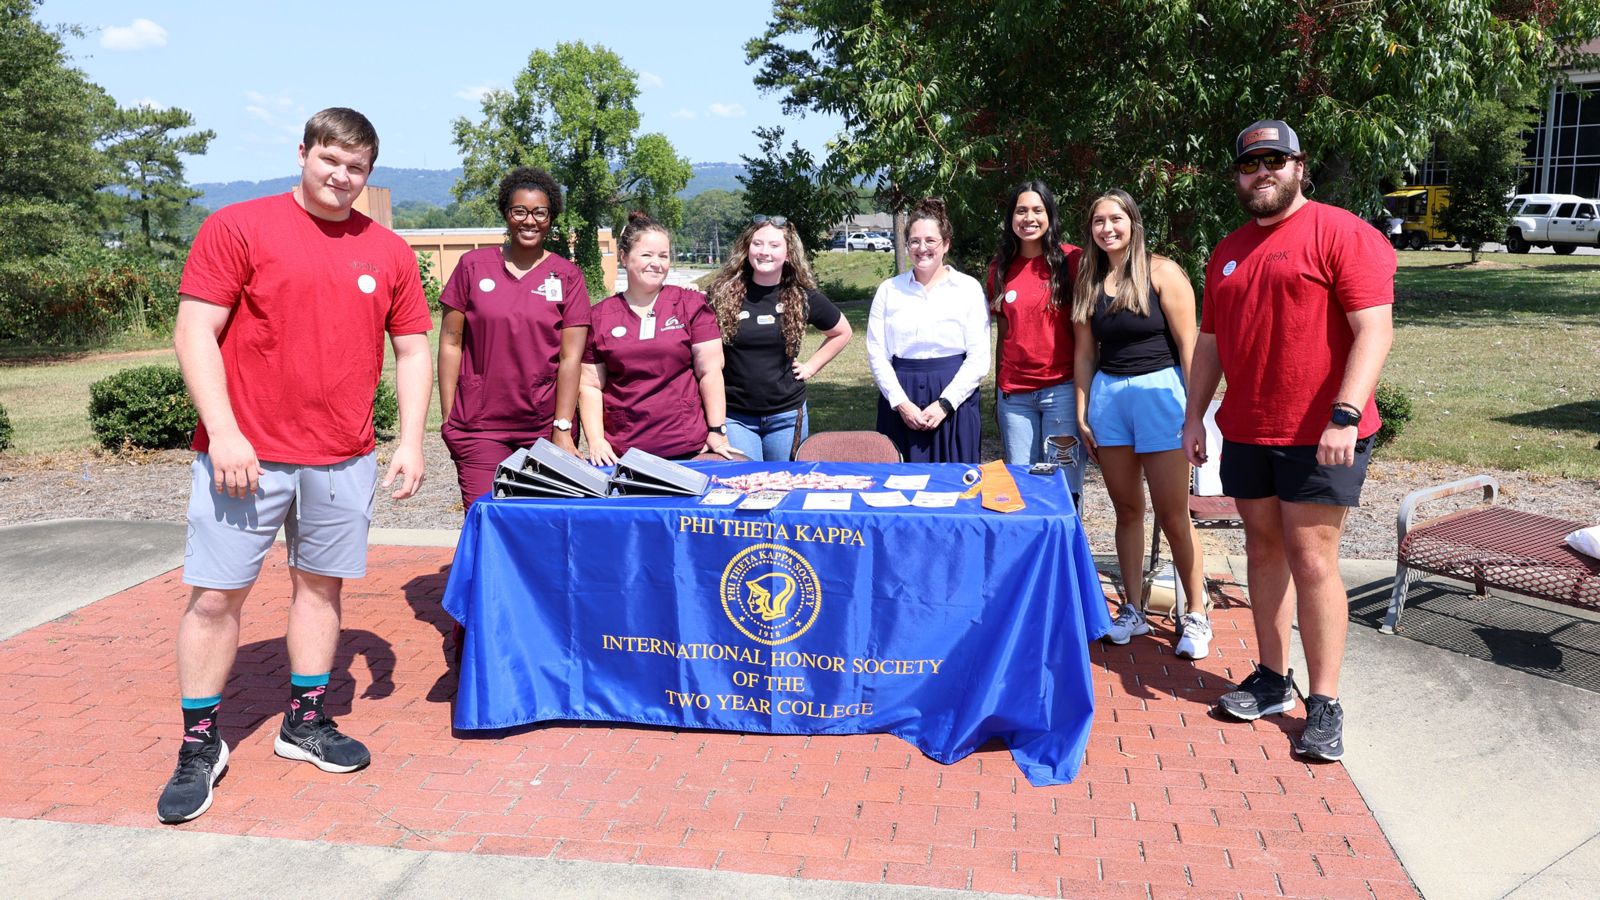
[583,285,721,458]
[440,246,591,440]
[1201,201,1395,445]
[179,193,434,464]
[989,244,1081,393]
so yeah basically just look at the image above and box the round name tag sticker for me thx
[611,325,628,338]
[1004,290,1017,304]
[774,302,784,313]
[1222,260,1238,276]
[357,274,377,294]
[478,278,496,292]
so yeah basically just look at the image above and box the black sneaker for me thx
[1295,694,1346,761]
[156,739,229,823]
[274,714,370,773]
[1217,663,1295,721]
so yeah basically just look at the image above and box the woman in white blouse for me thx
[866,198,992,462]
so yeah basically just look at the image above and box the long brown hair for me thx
[1072,189,1153,323]
[705,220,816,356]
[988,180,1071,313]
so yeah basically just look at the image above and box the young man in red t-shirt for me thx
[1181,120,1394,762]
[157,108,434,823]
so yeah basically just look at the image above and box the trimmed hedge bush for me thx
[373,379,398,440]
[0,401,13,452]
[1374,380,1414,448]
[88,365,197,450]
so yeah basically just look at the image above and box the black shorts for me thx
[1219,438,1373,507]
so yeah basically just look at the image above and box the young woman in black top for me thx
[1071,189,1211,659]
[705,216,853,460]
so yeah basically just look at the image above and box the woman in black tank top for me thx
[1069,189,1213,659]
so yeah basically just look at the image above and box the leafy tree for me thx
[392,200,498,229]
[677,188,748,262]
[0,0,113,263]
[747,1,1600,278]
[738,126,855,258]
[452,41,691,292]
[1438,92,1535,262]
[618,133,692,232]
[98,104,214,257]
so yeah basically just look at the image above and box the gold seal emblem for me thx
[720,543,822,646]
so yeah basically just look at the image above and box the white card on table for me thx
[699,488,743,506]
[911,491,960,508]
[884,474,929,490]
[860,491,910,508]
[738,490,785,510]
[802,492,852,511]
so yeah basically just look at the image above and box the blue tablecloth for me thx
[441,462,1111,786]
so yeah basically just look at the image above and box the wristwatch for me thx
[1330,403,1361,428]
[552,418,573,432]
[936,398,955,417]
[708,423,728,435]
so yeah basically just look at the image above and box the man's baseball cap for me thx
[1234,120,1301,162]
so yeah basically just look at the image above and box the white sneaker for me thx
[1103,603,1151,645]
[1175,612,1212,660]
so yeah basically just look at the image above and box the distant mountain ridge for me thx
[194,162,747,210]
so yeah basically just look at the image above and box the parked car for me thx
[1504,193,1598,254]
[828,233,847,250]
[845,231,892,252]
[1377,185,1453,250]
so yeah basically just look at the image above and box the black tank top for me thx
[1090,286,1178,376]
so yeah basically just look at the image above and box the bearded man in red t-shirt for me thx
[1181,120,1395,763]
[157,108,434,824]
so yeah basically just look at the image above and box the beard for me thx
[1236,171,1302,218]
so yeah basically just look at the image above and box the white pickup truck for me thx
[1504,193,1599,254]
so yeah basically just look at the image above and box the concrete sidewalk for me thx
[3,519,1598,897]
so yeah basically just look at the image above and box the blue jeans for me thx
[996,383,1083,498]
[727,404,809,462]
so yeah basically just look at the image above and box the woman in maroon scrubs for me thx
[437,167,590,508]
[579,212,735,463]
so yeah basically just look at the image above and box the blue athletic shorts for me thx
[183,452,377,589]
[1086,366,1185,454]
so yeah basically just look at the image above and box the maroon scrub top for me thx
[440,246,591,440]
[584,285,721,457]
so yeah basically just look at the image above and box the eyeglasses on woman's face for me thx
[507,206,552,223]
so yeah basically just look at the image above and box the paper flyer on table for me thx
[802,492,853,510]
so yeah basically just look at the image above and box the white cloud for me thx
[100,19,167,51]
[241,92,302,141]
[708,102,746,119]
[671,107,697,120]
[639,71,664,89]
[455,84,497,102]
[133,97,162,110]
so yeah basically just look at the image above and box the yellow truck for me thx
[1378,186,1452,250]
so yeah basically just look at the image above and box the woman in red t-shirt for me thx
[987,181,1084,502]
[579,212,735,464]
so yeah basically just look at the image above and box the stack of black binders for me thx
[492,440,710,499]
[492,439,610,499]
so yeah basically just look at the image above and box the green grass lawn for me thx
[2,250,1596,478]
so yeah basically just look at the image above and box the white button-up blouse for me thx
[865,266,993,410]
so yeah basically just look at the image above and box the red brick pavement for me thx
[1,546,1417,898]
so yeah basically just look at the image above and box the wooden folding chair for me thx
[1144,400,1241,613]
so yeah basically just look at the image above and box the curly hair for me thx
[988,180,1072,313]
[905,197,953,244]
[495,167,563,219]
[705,220,817,357]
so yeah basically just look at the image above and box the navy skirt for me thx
[876,354,982,463]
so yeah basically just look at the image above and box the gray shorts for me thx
[183,452,377,589]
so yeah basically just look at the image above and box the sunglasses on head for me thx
[751,214,789,228]
[1235,153,1299,175]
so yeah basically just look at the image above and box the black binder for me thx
[491,440,610,499]
[608,447,710,497]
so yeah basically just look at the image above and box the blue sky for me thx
[39,1,842,186]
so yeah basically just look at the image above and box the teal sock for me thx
[180,695,221,747]
[287,672,331,724]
